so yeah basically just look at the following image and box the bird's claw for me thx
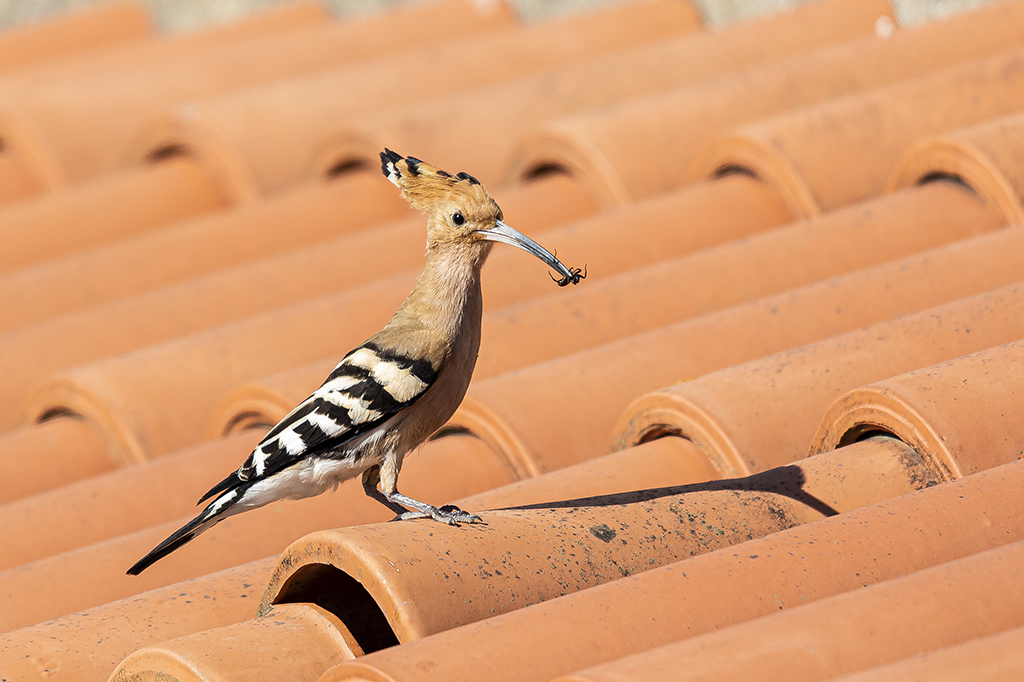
[393,504,482,525]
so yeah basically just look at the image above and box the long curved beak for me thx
[477,220,585,286]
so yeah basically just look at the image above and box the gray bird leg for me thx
[366,456,482,524]
[361,466,410,517]
[385,490,482,525]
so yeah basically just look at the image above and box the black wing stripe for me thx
[236,343,440,483]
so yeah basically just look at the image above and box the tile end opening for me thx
[837,426,901,448]
[272,562,400,654]
[324,157,371,180]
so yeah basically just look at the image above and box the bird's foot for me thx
[394,504,482,525]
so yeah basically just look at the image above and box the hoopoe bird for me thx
[127,149,583,575]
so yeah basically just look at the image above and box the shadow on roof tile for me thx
[313,455,1024,682]
[110,436,938,681]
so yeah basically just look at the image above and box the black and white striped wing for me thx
[199,342,438,503]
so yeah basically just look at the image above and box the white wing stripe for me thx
[277,428,306,456]
[372,360,428,403]
[306,411,345,437]
[347,347,381,370]
[318,374,359,394]
[322,390,383,425]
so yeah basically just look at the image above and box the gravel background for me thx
[0,0,1003,34]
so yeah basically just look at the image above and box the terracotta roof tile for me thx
[206,173,790,433]
[129,0,701,196]
[312,455,1024,682]
[0,419,110,505]
[110,436,939,680]
[0,0,1022,679]
[0,173,406,322]
[890,110,1024,224]
[0,2,151,75]
[554,541,1024,682]
[0,431,260,571]
[332,0,890,192]
[613,283,1024,475]
[0,0,509,187]
[451,231,1024,478]
[823,626,1024,682]
[693,46,1024,217]
[508,0,1024,202]
[812,339,1024,476]
[0,560,274,681]
[0,156,230,277]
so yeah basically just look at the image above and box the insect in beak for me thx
[477,220,586,286]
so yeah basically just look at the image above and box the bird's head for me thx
[380,149,584,285]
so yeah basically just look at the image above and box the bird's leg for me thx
[361,466,410,517]
[386,490,483,525]
[371,457,481,525]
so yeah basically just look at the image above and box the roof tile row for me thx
[0,0,1022,679]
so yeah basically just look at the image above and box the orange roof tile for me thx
[311,456,1024,682]
[0,0,1023,680]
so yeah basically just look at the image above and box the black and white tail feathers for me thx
[125,482,246,575]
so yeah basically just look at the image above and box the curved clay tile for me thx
[128,0,699,196]
[0,174,592,336]
[0,2,151,75]
[0,157,230,277]
[0,419,111,505]
[889,110,1024,225]
[110,603,362,682]
[118,437,940,680]
[0,172,405,324]
[256,438,936,646]
[313,456,1024,682]
[613,283,1024,476]
[507,0,1024,203]
[449,226,1024,478]
[692,46,1024,217]
[0,435,507,632]
[0,430,260,571]
[206,173,790,435]
[328,0,889,202]
[0,0,512,186]
[820,626,1024,682]
[812,339,1024,479]
[0,2,331,200]
[556,541,1024,682]
[0,558,276,681]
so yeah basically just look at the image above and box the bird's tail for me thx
[126,490,239,575]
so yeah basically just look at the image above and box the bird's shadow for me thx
[486,464,839,518]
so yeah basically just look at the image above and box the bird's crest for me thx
[380,148,497,216]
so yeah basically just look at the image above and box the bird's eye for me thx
[452,212,465,226]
